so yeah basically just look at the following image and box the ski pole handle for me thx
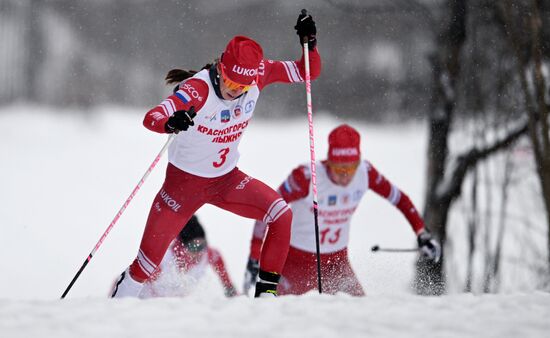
[371,245,419,253]
[301,9,310,45]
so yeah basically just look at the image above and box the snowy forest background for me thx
[2,0,550,300]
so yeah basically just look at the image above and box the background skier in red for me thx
[243,124,441,296]
[134,215,238,298]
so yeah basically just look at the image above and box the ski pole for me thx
[301,8,322,294]
[61,133,177,298]
[371,245,419,253]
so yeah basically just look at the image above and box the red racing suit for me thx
[130,49,322,283]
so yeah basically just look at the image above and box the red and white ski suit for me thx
[130,49,322,283]
[249,160,425,296]
[140,239,235,298]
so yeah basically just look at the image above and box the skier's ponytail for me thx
[165,62,214,85]
[165,69,195,85]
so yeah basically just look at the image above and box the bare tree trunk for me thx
[527,0,550,273]
[490,153,513,293]
[464,166,478,292]
[481,159,493,292]
[414,0,468,295]
[499,0,550,275]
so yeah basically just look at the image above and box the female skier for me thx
[112,12,321,298]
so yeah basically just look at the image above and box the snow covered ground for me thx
[1,105,549,337]
[2,293,549,338]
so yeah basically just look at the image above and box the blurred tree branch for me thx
[414,0,533,295]
[438,121,528,205]
[496,0,550,273]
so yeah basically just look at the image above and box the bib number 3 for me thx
[213,147,230,168]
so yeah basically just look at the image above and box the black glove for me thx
[224,286,238,298]
[164,106,196,134]
[417,230,441,263]
[294,9,317,51]
[242,257,259,296]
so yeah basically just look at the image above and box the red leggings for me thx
[130,163,292,282]
[278,246,365,296]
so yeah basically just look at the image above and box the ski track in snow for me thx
[1,106,549,337]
